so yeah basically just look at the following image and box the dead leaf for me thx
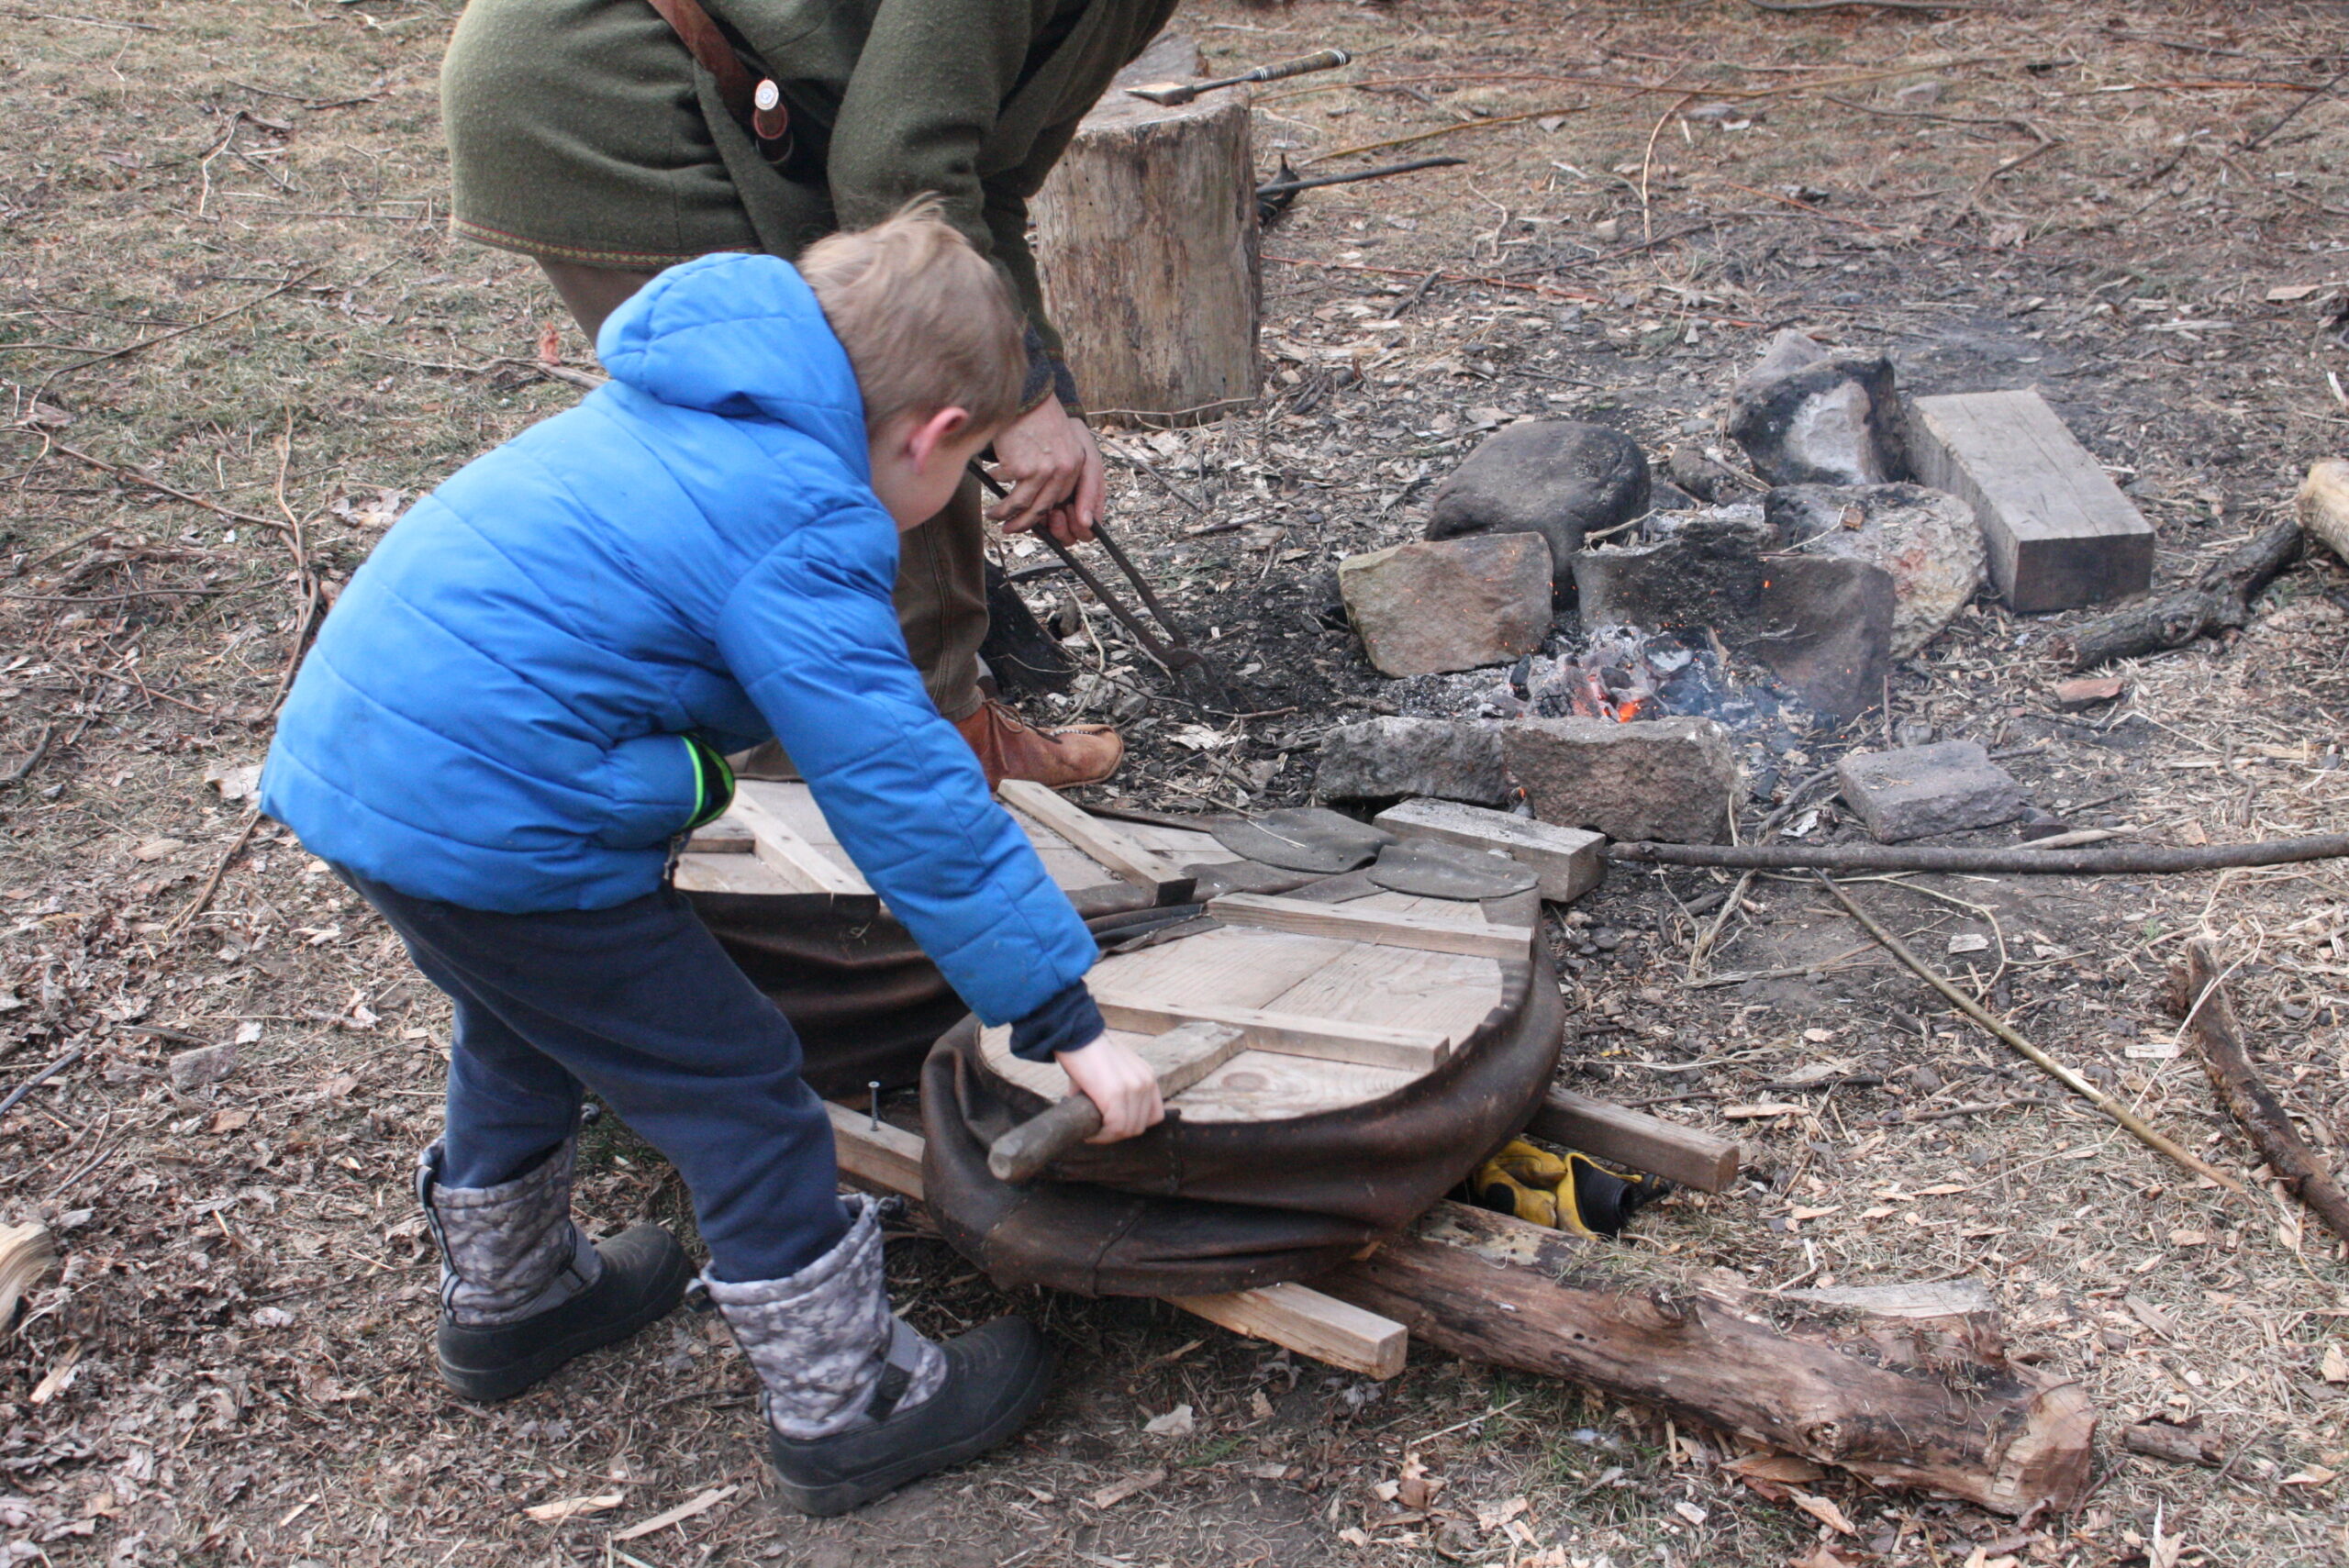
[2268,284,2328,302]
[1475,1496,1528,1532]
[2282,1464,2337,1487]
[1787,1489,1855,1534]
[2321,1343,2348,1384]
[1089,1468,1164,1509]
[208,1108,252,1134]
[203,762,265,803]
[522,1491,624,1523]
[132,839,186,862]
[1723,1103,1808,1119]
[1793,1548,1853,1568]
[1673,1500,1709,1526]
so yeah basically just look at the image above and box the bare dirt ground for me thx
[5,0,2349,1563]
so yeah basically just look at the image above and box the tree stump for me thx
[1033,47,1260,427]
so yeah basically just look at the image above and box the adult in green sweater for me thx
[440,0,1180,788]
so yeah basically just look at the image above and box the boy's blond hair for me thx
[798,200,1028,435]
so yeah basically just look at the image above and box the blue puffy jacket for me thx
[261,252,1098,1032]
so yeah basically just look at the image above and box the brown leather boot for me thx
[952,699,1122,791]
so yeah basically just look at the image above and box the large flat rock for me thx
[1835,740,2026,843]
[1339,535,1553,678]
[1503,717,1740,844]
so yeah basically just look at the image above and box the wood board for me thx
[1371,797,1605,904]
[1905,388,2154,613]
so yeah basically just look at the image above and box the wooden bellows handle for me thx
[987,1095,1106,1184]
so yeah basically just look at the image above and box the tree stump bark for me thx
[1033,56,1260,427]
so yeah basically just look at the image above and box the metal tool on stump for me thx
[1125,48,1352,106]
[986,1021,1245,1184]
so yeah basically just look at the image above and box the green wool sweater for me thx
[442,0,1179,364]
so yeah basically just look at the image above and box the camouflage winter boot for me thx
[417,1140,690,1401]
[705,1194,1052,1517]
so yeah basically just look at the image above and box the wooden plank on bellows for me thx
[1905,389,2154,613]
[1208,893,1531,960]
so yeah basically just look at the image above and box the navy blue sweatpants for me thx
[347,873,852,1284]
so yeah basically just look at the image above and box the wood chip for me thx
[610,1484,739,1542]
[1090,1468,1165,1509]
[522,1492,624,1524]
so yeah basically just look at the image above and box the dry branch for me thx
[2172,940,2349,1246]
[2051,517,2303,672]
[1610,833,2349,875]
[1815,873,2250,1198]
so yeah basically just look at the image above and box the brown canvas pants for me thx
[542,259,990,725]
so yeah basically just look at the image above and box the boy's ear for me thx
[905,406,974,470]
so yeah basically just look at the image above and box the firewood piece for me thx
[2299,459,2349,567]
[1324,1202,2096,1517]
[1031,68,1259,425]
[2052,517,2304,673]
[1609,832,2349,875]
[1525,1088,1741,1193]
[0,1222,57,1327]
[2121,1418,2224,1467]
[1905,389,2154,612]
[2173,939,2349,1245]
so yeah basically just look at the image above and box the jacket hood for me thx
[596,253,870,480]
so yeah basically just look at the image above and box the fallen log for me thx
[2170,940,2349,1247]
[1325,1203,2094,1517]
[1609,832,2349,875]
[831,1107,2092,1512]
[2050,517,2303,673]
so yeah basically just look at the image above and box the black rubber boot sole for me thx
[767,1318,1053,1517]
[436,1224,690,1402]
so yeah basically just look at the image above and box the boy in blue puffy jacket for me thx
[260,208,1163,1516]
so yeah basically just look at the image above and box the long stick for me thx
[1814,873,2248,1199]
[1612,833,2349,875]
[2176,940,2349,1243]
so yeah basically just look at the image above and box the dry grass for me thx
[4,0,2349,1563]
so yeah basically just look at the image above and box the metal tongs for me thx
[972,465,1228,699]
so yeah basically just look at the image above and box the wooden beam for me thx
[998,779,1191,897]
[1091,991,1449,1073]
[684,817,755,854]
[1525,1088,1741,1194]
[1905,389,2154,613]
[826,1102,926,1202]
[1373,797,1605,904]
[728,792,871,896]
[1207,892,1531,960]
[1166,1283,1408,1380]
[824,1104,1408,1378]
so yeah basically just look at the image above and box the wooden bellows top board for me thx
[675,780,1535,1126]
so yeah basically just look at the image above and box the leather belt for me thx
[642,0,792,149]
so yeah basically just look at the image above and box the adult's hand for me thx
[1055,1035,1164,1142]
[989,399,1105,544]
